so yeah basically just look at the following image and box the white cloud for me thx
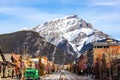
[89,0,120,6]
[0,6,65,23]
[0,6,66,34]
[93,2,118,6]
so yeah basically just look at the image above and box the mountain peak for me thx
[32,15,110,57]
[64,15,79,19]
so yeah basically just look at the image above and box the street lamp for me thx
[106,39,113,80]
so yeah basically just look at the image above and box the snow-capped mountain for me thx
[32,15,110,57]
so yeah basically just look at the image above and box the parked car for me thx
[24,68,40,80]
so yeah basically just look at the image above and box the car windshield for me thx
[25,71,35,75]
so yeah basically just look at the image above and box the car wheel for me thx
[35,78,40,80]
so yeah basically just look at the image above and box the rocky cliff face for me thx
[0,31,46,55]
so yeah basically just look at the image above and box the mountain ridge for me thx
[31,15,112,57]
[0,15,119,64]
[0,31,75,64]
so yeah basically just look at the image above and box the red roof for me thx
[11,52,20,62]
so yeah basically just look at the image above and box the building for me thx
[93,39,120,79]
[93,40,120,67]
[0,50,16,79]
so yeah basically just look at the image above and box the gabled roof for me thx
[4,54,12,62]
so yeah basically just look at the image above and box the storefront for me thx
[111,59,120,80]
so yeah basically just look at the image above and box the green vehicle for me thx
[24,68,40,80]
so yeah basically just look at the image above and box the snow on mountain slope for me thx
[63,28,94,41]
[32,15,110,57]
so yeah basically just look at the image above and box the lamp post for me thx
[115,49,120,79]
[106,39,113,80]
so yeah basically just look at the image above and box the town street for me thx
[63,70,93,80]
[41,70,93,80]
[41,72,61,80]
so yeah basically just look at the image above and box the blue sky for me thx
[0,0,120,40]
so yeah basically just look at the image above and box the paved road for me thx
[41,70,93,80]
[41,72,61,80]
[59,72,66,80]
[63,70,93,80]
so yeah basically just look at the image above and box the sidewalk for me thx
[1,77,17,80]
